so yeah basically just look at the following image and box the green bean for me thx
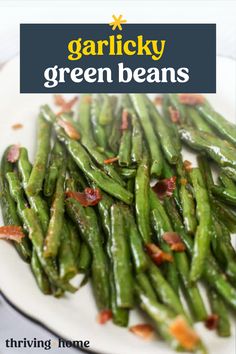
[212,199,236,234]
[75,94,92,138]
[176,159,197,235]
[109,271,129,327]
[62,105,125,186]
[91,95,107,149]
[118,167,136,180]
[135,157,151,243]
[168,94,186,123]
[131,111,143,164]
[65,197,110,309]
[6,172,29,230]
[18,147,49,233]
[138,285,207,353]
[78,242,92,273]
[189,168,212,282]
[219,171,236,189]
[58,222,78,281]
[31,249,52,294]
[26,115,51,196]
[130,94,163,176]
[67,219,81,263]
[0,147,31,261]
[162,96,182,152]
[217,222,236,280]
[136,273,157,301]
[99,94,113,125]
[186,107,213,133]
[108,102,122,154]
[135,285,182,350]
[118,126,132,167]
[110,204,134,308]
[150,190,207,321]
[150,192,179,293]
[208,289,231,337]
[5,170,56,294]
[97,191,113,241]
[211,185,236,206]
[22,208,76,293]
[67,139,132,204]
[67,155,87,191]
[179,126,236,172]
[123,207,148,273]
[221,166,236,181]
[44,164,66,258]
[164,197,236,310]
[44,140,65,197]
[197,103,236,145]
[42,105,134,202]
[198,155,236,233]
[148,261,186,317]
[146,96,180,164]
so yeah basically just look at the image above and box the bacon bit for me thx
[179,94,205,106]
[129,324,154,340]
[103,156,119,164]
[54,94,66,106]
[66,188,102,207]
[152,176,176,200]
[169,316,199,351]
[146,243,173,265]
[58,119,80,140]
[168,106,180,123]
[154,96,163,106]
[97,310,112,324]
[11,123,23,130]
[205,314,219,330]
[180,178,187,186]
[56,96,78,115]
[7,145,20,163]
[183,160,192,172]
[120,109,129,130]
[163,232,186,252]
[0,226,25,243]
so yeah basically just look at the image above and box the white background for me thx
[0,1,235,354]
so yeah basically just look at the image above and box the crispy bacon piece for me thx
[129,324,154,340]
[146,243,173,265]
[54,94,66,106]
[121,109,129,130]
[169,316,199,351]
[66,188,102,207]
[58,119,80,140]
[154,96,163,106]
[7,144,20,163]
[205,314,219,330]
[0,226,25,243]
[163,232,186,252]
[179,94,205,106]
[183,160,192,172]
[152,176,176,200]
[104,157,119,164]
[168,106,180,123]
[56,96,78,115]
[97,310,112,324]
[11,123,23,130]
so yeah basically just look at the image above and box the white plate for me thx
[0,56,235,354]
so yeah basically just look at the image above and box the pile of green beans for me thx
[1,93,236,354]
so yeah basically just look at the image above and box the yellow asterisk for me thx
[109,14,127,31]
